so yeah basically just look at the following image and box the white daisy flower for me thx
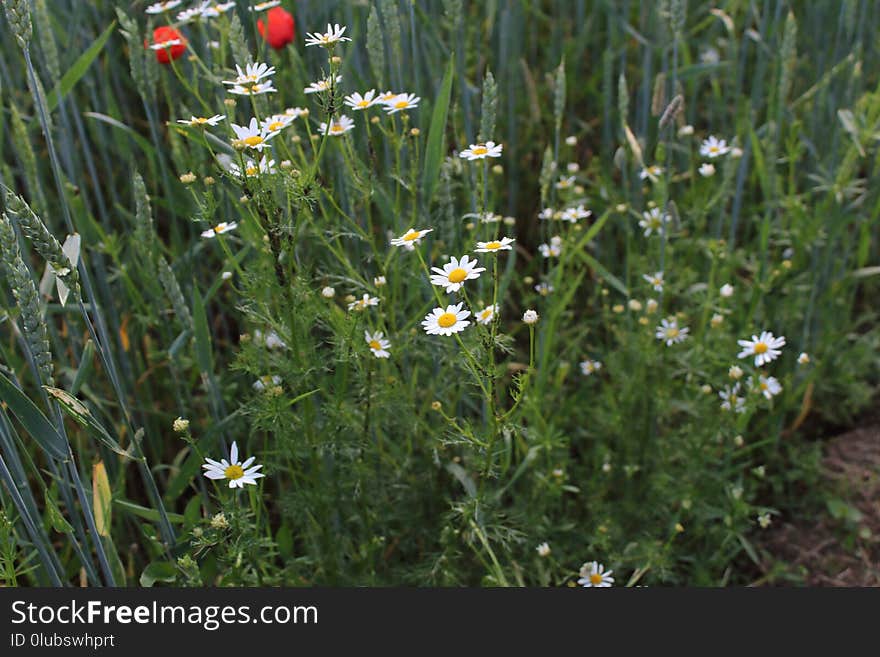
[176,6,204,22]
[390,227,433,250]
[700,136,731,158]
[321,286,335,298]
[373,275,386,288]
[580,359,602,376]
[304,23,352,48]
[261,114,296,133]
[699,162,716,177]
[578,561,614,587]
[639,164,664,182]
[538,207,559,221]
[227,157,277,178]
[201,222,238,238]
[430,255,486,293]
[319,115,355,136]
[522,309,539,325]
[737,331,786,367]
[231,117,278,151]
[752,375,782,400]
[344,90,379,111]
[538,236,563,258]
[149,38,183,51]
[475,236,515,253]
[202,441,265,489]
[250,1,281,10]
[459,141,503,160]
[348,294,379,312]
[228,81,277,96]
[146,1,182,14]
[643,271,664,292]
[422,303,471,336]
[758,513,772,529]
[560,205,591,222]
[365,331,391,359]
[475,304,498,325]
[534,282,554,296]
[719,384,746,413]
[536,542,551,557]
[284,107,307,119]
[223,62,276,86]
[555,175,576,190]
[198,2,236,18]
[655,318,689,346]
[304,76,342,94]
[177,114,224,128]
[639,207,670,237]
[383,93,420,114]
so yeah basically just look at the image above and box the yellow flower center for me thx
[403,231,420,241]
[394,100,410,109]
[480,309,492,320]
[194,117,208,124]
[224,464,244,480]
[471,146,488,156]
[357,100,370,107]
[243,135,263,147]
[589,573,603,585]
[213,224,226,233]
[369,340,382,350]
[759,381,768,390]
[437,312,458,328]
[484,241,502,250]
[447,268,468,284]
[330,124,344,133]
[666,328,679,339]
[268,121,284,131]
[248,84,263,93]
[754,342,768,354]
[245,166,258,176]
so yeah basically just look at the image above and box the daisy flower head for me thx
[177,114,224,128]
[643,271,664,292]
[223,62,276,86]
[319,115,355,136]
[250,1,281,10]
[719,384,746,413]
[231,117,278,151]
[149,27,186,63]
[475,304,499,325]
[348,294,379,312]
[639,207,671,237]
[561,205,592,223]
[578,561,614,588]
[304,23,352,48]
[699,162,716,177]
[430,255,486,293]
[555,175,576,190]
[522,309,540,325]
[538,207,559,221]
[261,113,295,134]
[390,228,433,250]
[580,359,602,376]
[304,75,342,95]
[720,283,734,298]
[146,1,182,14]
[737,331,786,367]
[176,6,204,22]
[639,164,664,182]
[422,302,471,336]
[201,221,238,238]
[202,441,264,489]
[383,93,420,114]
[536,542,551,557]
[225,156,276,178]
[534,282,554,296]
[228,81,276,96]
[752,374,782,400]
[365,331,391,359]
[253,374,282,392]
[344,90,379,111]
[538,236,563,258]
[459,141,503,160]
[798,352,810,365]
[475,236,515,253]
[655,317,689,346]
[200,2,236,18]
[700,135,731,158]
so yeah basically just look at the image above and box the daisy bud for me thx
[602,461,612,473]
[699,163,716,177]
[536,542,551,557]
[615,203,628,213]
[409,128,420,137]
[465,222,475,230]
[646,298,659,314]
[612,304,624,313]
[574,185,585,194]
[431,401,442,411]
[523,309,540,325]
[552,468,564,478]
[310,134,320,141]
[628,299,643,311]
[523,276,534,285]
[681,499,692,510]
[758,513,771,529]
[719,283,734,297]
[221,271,233,280]
[730,147,743,158]
[224,98,237,108]
[331,55,342,64]
[210,513,229,530]
[701,384,712,394]
[567,162,580,173]
[797,352,810,364]
[192,527,203,538]
[565,135,577,146]
[782,259,792,269]
[291,135,302,144]
[239,333,252,343]
[179,172,197,184]
[203,176,215,186]
[638,317,649,326]
[710,313,724,328]
[492,164,504,175]
[239,195,249,204]
[370,116,380,124]
[733,435,745,447]
[344,294,355,303]
[675,523,685,533]
[321,286,335,298]
[729,365,743,379]
[503,216,516,226]
[373,275,386,287]
[753,465,766,477]
[677,124,694,137]
[173,417,190,433]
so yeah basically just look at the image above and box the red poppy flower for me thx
[149,26,186,64]
[257,7,296,50]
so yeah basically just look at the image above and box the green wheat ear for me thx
[2,187,80,301]
[0,213,53,384]
[2,0,32,49]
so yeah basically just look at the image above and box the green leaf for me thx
[84,112,157,158]
[46,22,117,112]
[92,461,112,537]
[422,55,455,205]
[44,386,132,459]
[140,561,177,587]
[192,286,214,375]
[0,372,69,461]
[114,499,185,525]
